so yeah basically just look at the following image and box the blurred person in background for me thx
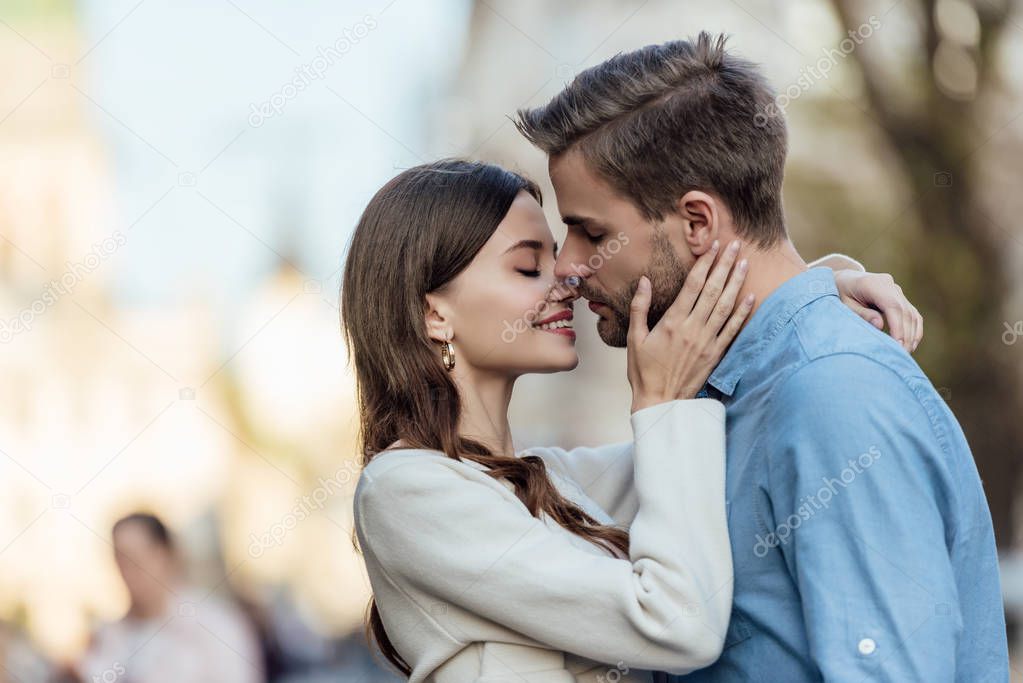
[1,619,56,682]
[70,513,264,683]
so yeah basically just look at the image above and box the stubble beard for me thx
[586,232,689,348]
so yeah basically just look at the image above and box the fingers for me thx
[850,295,923,353]
[661,240,720,326]
[901,304,922,353]
[708,257,749,335]
[876,298,924,353]
[891,289,923,353]
[910,306,924,351]
[893,299,913,353]
[900,306,913,352]
[862,273,923,353]
[627,275,652,348]
[846,300,884,330]
[714,292,756,352]
[691,240,742,323]
[883,302,906,350]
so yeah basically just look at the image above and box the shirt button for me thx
[857,638,877,655]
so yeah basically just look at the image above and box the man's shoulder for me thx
[762,295,968,450]
[786,295,927,387]
[751,295,948,421]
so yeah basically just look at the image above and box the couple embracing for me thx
[342,33,1007,682]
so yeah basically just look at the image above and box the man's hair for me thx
[516,32,788,248]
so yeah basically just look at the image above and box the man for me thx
[516,33,1007,681]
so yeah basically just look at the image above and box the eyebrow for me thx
[503,239,558,258]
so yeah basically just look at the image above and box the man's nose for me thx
[553,248,593,284]
[547,275,580,303]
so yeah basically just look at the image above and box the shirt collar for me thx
[705,266,839,398]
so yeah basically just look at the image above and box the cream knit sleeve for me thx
[354,398,732,675]
[808,252,866,272]
[521,440,638,526]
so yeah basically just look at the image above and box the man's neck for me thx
[734,238,808,329]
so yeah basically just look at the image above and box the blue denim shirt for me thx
[674,267,1007,682]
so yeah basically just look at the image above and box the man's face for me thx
[550,148,695,347]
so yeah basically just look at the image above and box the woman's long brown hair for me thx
[340,160,630,677]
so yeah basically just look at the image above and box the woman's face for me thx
[427,190,578,376]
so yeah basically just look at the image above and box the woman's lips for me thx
[532,309,576,340]
[538,326,576,340]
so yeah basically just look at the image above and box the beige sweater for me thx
[353,398,732,682]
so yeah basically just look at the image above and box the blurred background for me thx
[0,0,1021,680]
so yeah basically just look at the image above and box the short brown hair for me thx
[516,32,788,247]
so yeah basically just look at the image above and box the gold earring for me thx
[440,335,455,371]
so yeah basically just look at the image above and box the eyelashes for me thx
[516,269,542,278]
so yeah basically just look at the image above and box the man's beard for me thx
[581,232,688,348]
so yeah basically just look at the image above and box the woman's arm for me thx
[523,441,638,526]
[355,398,732,675]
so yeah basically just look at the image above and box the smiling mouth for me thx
[534,319,574,331]
[531,311,575,338]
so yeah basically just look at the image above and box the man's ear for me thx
[424,293,452,343]
[676,190,722,256]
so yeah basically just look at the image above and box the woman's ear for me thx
[424,293,452,343]
[677,190,721,256]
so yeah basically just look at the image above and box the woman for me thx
[342,160,919,682]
